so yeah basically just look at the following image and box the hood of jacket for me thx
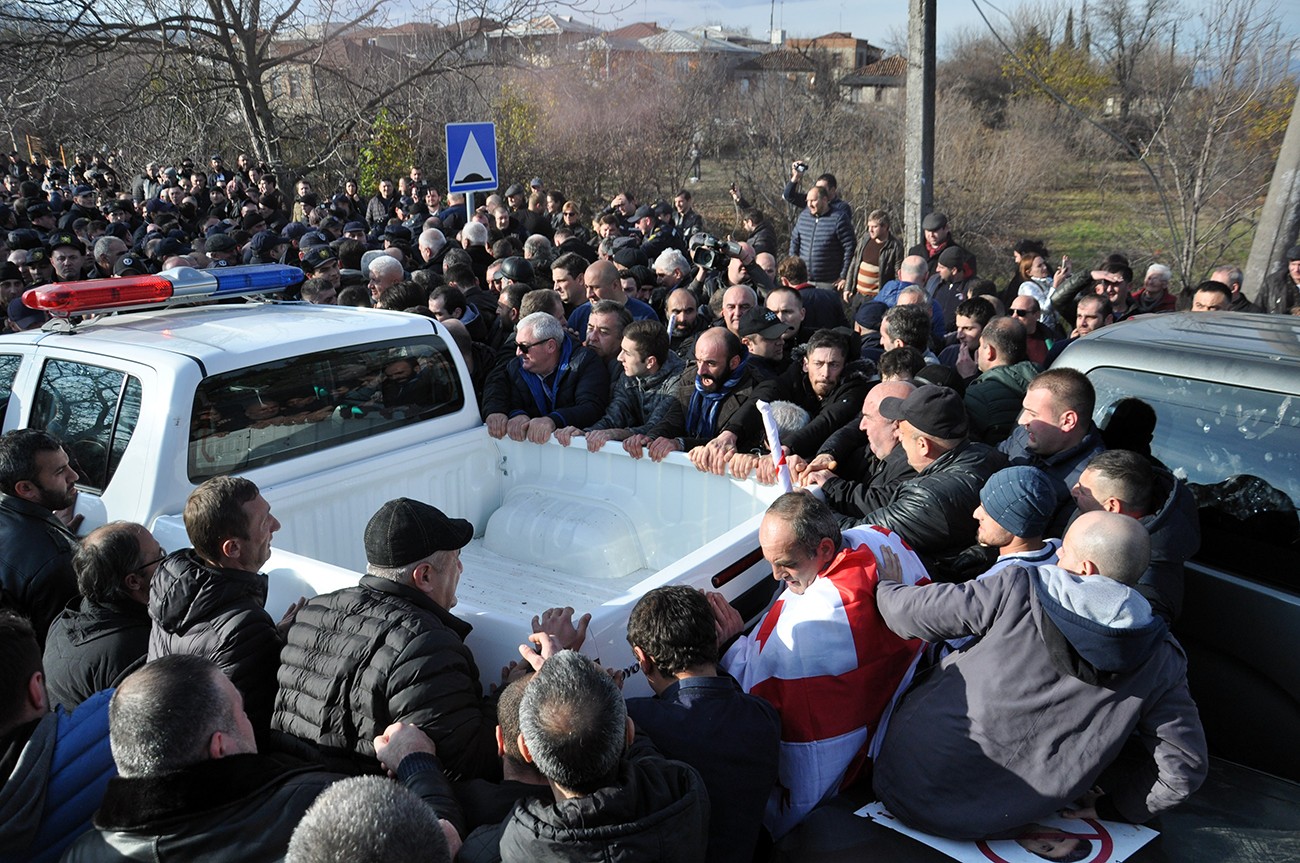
[92,753,317,831]
[149,550,267,637]
[59,598,150,647]
[1033,565,1167,675]
[500,756,705,863]
[1142,467,1200,552]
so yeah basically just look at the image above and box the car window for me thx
[0,353,21,427]
[1090,367,1300,588]
[30,359,143,493]
[189,335,464,482]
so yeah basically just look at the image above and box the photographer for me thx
[685,236,773,308]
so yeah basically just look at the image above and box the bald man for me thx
[567,259,657,336]
[798,380,919,518]
[640,327,761,463]
[873,510,1207,841]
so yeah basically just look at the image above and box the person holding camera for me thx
[789,186,856,294]
[783,161,852,222]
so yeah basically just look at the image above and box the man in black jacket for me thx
[496,648,709,863]
[481,312,610,444]
[273,498,500,781]
[0,429,81,645]
[802,380,920,518]
[720,329,873,478]
[43,522,162,709]
[149,476,302,738]
[62,654,340,862]
[856,385,1008,580]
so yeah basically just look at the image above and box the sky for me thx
[585,0,1300,58]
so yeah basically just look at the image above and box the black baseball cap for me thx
[878,384,969,438]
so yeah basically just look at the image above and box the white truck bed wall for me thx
[243,430,782,696]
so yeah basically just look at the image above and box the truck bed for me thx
[245,432,782,696]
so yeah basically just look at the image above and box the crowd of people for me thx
[1,146,1296,861]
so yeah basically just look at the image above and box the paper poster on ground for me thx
[854,802,1158,863]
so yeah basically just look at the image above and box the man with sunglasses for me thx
[1010,295,1059,366]
[43,522,163,709]
[482,312,610,444]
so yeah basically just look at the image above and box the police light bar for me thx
[22,264,304,317]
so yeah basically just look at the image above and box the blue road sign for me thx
[446,122,498,195]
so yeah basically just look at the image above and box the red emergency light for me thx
[21,265,305,317]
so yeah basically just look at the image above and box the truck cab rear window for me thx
[1090,367,1300,588]
[189,336,464,481]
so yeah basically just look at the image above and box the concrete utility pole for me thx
[1244,94,1300,298]
[904,0,936,250]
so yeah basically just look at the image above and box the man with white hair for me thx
[461,220,489,251]
[482,312,610,444]
[418,228,447,270]
[367,254,404,302]
[1130,263,1176,314]
[653,248,692,294]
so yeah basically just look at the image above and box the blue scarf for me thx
[521,336,575,417]
[686,357,748,438]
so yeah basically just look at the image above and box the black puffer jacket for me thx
[272,575,499,781]
[0,493,78,644]
[860,440,1009,580]
[43,598,149,709]
[496,754,709,863]
[148,550,283,734]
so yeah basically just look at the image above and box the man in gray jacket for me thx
[872,510,1207,840]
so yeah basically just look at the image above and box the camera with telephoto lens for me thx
[692,234,742,270]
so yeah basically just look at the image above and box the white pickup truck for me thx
[1,270,781,695]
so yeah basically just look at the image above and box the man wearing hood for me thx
[497,648,709,863]
[872,510,1207,840]
[1070,449,1200,623]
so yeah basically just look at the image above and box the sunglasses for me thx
[516,338,553,354]
[1011,308,1036,317]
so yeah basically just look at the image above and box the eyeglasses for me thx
[1011,308,1036,317]
[563,211,579,217]
[516,338,553,354]
[132,548,167,573]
